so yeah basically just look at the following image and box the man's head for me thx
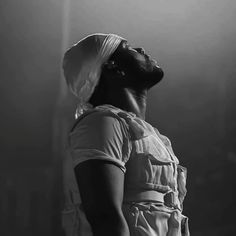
[101,40,164,91]
[63,33,164,117]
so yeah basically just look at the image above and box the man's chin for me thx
[152,65,164,81]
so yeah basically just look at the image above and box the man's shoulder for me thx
[71,105,124,132]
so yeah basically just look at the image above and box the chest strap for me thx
[123,190,164,203]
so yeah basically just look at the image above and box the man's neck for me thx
[106,87,147,120]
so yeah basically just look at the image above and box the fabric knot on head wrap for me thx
[63,33,125,119]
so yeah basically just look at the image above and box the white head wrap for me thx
[63,33,125,119]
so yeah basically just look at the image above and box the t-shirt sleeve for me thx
[68,111,131,173]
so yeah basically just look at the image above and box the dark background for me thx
[1,0,236,235]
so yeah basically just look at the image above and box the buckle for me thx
[164,191,175,208]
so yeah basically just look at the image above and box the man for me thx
[62,33,189,236]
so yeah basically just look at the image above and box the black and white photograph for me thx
[1,0,236,235]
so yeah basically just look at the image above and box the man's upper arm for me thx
[70,111,126,213]
[69,111,128,172]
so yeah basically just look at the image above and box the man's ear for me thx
[103,60,115,69]
[102,60,125,78]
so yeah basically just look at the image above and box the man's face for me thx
[110,40,164,88]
